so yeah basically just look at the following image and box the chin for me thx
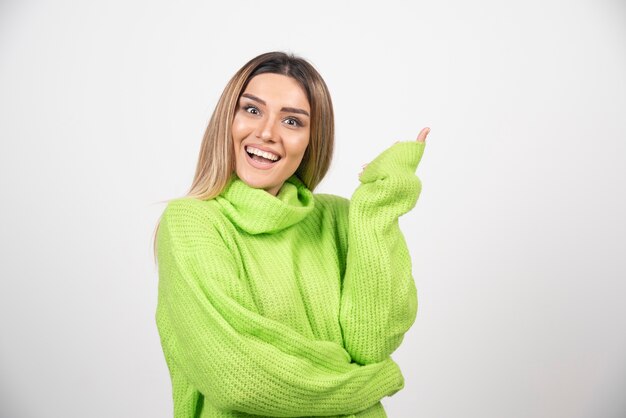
[236,168,277,190]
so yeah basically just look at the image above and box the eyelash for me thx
[241,105,303,128]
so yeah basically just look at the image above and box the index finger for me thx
[416,127,430,142]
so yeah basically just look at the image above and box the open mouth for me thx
[245,146,281,165]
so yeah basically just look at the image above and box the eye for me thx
[242,105,260,115]
[284,117,303,127]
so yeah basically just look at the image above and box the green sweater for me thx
[155,140,426,418]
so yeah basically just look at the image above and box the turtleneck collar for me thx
[214,173,315,235]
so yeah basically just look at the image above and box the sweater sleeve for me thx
[338,140,426,365]
[155,199,405,417]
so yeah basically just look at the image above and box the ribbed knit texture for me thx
[155,140,426,418]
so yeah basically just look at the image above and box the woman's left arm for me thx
[339,129,429,365]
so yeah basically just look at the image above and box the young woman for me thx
[153,51,430,418]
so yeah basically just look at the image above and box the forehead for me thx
[243,73,310,110]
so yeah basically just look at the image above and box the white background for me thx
[1,1,625,417]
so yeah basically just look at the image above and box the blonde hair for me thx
[152,51,335,262]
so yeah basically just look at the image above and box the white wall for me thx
[1,1,625,417]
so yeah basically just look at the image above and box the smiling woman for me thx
[232,73,311,196]
[152,51,430,418]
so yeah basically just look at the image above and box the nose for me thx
[256,115,277,141]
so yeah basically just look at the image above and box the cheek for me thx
[288,136,310,161]
[231,115,250,140]
[301,132,311,156]
[231,123,241,141]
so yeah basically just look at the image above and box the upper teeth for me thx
[246,146,280,161]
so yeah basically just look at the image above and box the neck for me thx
[214,173,315,235]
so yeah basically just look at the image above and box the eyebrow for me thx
[241,93,310,117]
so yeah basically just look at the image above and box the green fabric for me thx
[155,140,426,417]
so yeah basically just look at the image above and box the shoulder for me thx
[313,193,350,224]
[161,197,225,228]
[314,193,349,213]
[159,197,225,248]
[312,193,350,256]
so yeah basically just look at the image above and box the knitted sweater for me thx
[155,140,426,418]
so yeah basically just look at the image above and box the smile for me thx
[245,145,281,170]
[246,145,281,161]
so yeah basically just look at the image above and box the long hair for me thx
[152,51,335,262]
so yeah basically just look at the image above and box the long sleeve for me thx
[338,141,426,365]
[155,200,405,417]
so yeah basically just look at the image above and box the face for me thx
[231,73,311,196]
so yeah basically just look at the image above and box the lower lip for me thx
[245,149,280,170]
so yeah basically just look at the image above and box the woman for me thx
[153,51,430,418]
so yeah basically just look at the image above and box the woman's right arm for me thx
[155,199,404,417]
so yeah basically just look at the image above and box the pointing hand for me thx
[359,127,430,177]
